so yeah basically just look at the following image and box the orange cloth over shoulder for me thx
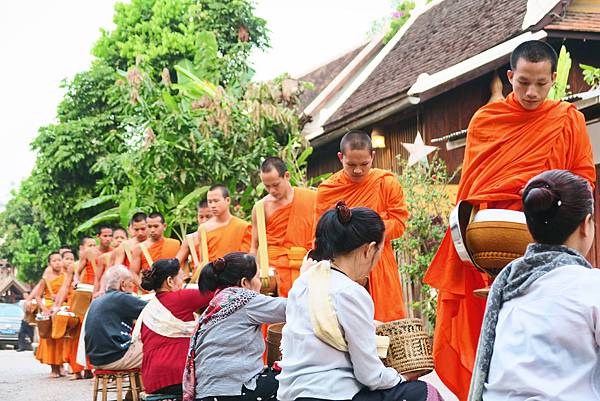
[266,187,316,297]
[203,216,252,261]
[316,168,409,322]
[81,248,112,285]
[36,275,66,366]
[141,238,181,271]
[424,93,595,401]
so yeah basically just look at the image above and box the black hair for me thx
[141,258,180,292]
[261,157,288,177]
[129,212,147,225]
[197,199,208,209]
[61,249,75,258]
[97,225,113,235]
[309,201,385,261]
[523,170,593,245]
[59,244,71,250]
[340,129,373,154]
[148,211,165,224]
[113,226,128,236]
[510,40,558,73]
[208,184,230,198]
[198,252,257,293]
[47,252,61,263]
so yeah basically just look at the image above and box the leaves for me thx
[548,45,571,100]
[580,63,600,89]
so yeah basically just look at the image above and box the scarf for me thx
[468,243,593,401]
[182,287,258,401]
[132,296,196,340]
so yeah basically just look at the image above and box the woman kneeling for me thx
[183,252,286,401]
[277,201,444,401]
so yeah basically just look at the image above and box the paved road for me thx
[0,349,457,401]
[0,349,92,401]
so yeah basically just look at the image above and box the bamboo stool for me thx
[93,369,143,401]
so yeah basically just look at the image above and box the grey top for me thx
[194,294,286,398]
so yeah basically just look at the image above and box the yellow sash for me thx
[140,242,154,267]
[255,200,270,286]
[190,225,209,283]
[187,234,201,270]
[122,241,134,265]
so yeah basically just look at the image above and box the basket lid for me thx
[75,283,94,292]
[472,209,526,224]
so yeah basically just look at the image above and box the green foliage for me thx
[547,45,571,100]
[394,155,458,332]
[580,63,600,89]
[384,1,416,43]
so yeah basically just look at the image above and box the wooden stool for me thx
[93,369,143,401]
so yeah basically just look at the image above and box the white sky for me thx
[0,0,391,209]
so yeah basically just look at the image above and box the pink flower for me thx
[392,11,405,19]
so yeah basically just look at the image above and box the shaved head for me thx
[510,40,557,73]
[339,130,373,154]
[261,157,288,177]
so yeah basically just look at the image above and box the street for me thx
[0,349,92,401]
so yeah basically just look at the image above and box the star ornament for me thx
[402,131,437,167]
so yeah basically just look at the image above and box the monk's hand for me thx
[402,372,422,382]
[373,320,384,327]
[518,187,524,196]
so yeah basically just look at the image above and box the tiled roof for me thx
[297,44,367,111]
[545,11,600,32]
[324,0,528,131]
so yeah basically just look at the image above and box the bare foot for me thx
[49,372,60,378]
[70,372,83,380]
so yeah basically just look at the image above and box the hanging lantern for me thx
[371,128,386,149]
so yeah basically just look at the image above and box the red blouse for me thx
[141,289,211,393]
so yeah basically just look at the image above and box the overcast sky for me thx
[0,0,391,209]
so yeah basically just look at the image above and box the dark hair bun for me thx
[140,258,180,291]
[523,185,559,215]
[213,257,226,273]
[140,269,158,291]
[336,200,352,223]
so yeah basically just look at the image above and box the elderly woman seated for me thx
[277,201,444,401]
[470,170,600,401]
[85,265,146,370]
[133,258,212,396]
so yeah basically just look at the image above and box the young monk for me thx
[34,252,67,378]
[187,185,252,281]
[425,40,596,401]
[113,212,148,268]
[315,130,409,322]
[129,212,180,284]
[250,157,316,297]
[176,200,213,275]
[75,226,113,289]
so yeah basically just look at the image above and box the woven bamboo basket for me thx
[375,318,434,376]
[36,315,53,339]
[266,322,284,366]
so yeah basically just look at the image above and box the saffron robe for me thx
[141,238,181,271]
[315,168,409,322]
[424,93,596,401]
[265,187,317,297]
[81,248,112,285]
[199,216,252,262]
[35,274,66,366]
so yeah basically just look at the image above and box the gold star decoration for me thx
[402,131,437,167]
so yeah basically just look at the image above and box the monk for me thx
[315,131,409,322]
[93,226,129,292]
[176,200,213,275]
[424,40,596,401]
[74,226,113,293]
[250,157,316,297]
[34,252,66,378]
[113,212,148,268]
[203,185,252,261]
[129,212,180,283]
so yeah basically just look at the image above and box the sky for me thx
[0,0,392,209]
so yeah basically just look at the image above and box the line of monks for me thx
[27,40,595,401]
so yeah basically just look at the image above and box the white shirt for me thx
[483,265,600,401]
[277,269,400,401]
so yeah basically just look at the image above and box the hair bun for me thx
[140,269,156,291]
[213,257,226,273]
[335,200,352,224]
[524,184,560,215]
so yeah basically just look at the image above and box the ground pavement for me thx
[0,349,458,401]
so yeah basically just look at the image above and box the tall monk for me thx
[129,212,180,282]
[425,40,596,401]
[176,200,213,275]
[315,131,409,322]
[34,252,66,378]
[113,212,148,268]
[74,226,113,292]
[250,157,316,297]
[93,226,129,293]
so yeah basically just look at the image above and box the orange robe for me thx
[35,274,66,366]
[265,187,317,297]
[202,216,252,262]
[424,93,596,401]
[80,248,112,285]
[315,168,409,322]
[140,238,181,271]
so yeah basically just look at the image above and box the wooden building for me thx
[300,0,600,262]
